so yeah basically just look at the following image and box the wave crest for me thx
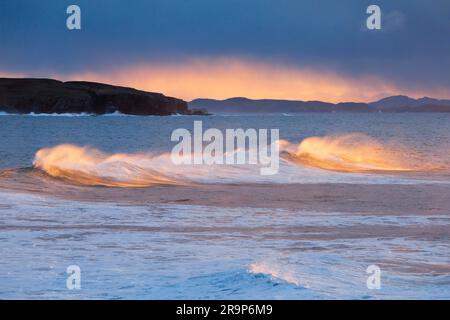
[31,134,446,187]
[281,133,437,173]
[248,261,303,287]
[33,144,181,187]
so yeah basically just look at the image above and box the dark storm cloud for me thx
[0,0,449,90]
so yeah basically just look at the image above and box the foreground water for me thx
[0,113,449,299]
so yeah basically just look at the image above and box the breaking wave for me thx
[27,134,448,187]
[33,144,182,187]
[280,133,442,173]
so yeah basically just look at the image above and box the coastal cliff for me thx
[0,78,204,115]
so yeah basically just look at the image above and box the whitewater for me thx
[0,113,449,299]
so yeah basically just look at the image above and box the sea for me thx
[0,112,449,299]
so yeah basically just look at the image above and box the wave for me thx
[26,134,448,188]
[0,111,96,117]
[280,133,442,173]
[33,145,183,187]
[248,261,304,287]
[0,111,196,117]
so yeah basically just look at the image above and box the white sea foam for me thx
[0,190,448,299]
[248,261,304,287]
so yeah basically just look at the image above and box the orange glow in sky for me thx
[3,58,450,102]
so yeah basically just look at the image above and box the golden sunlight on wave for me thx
[33,144,181,187]
[281,134,439,173]
[32,134,446,188]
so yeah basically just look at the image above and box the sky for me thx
[1,0,450,102]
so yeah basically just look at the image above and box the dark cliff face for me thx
[0,78,191,115]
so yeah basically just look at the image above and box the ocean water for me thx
[0,113,449,299]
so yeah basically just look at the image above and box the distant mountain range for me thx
[189,96,450,113]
